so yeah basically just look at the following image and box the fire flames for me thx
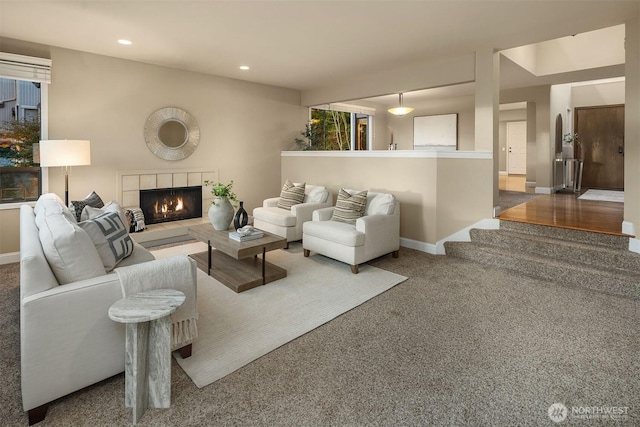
[153,197,184,214]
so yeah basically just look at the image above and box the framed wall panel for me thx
[413,113,458,150]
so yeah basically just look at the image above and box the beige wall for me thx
[436,157,493,241]
[572,81,625,107]
[302,54,475,106]
[0,46,308,255]
[281,152,492,248]
[386,95,475,151]
[0,209,20,254]
[502,85,551,190]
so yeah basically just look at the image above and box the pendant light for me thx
[387,93,414,116]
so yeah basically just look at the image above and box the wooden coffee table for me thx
[188,224,287,293]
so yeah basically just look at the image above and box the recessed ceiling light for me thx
[239,65,250,70]
[118,39,132,45]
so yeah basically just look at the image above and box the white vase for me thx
[208,197,234,231]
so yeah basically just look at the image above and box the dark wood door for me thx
[575,105,624,190]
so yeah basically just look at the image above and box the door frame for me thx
[506,120,527,175]
[574,104,624,190]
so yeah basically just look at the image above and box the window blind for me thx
[311,102,376,116]
[0,52,51,84]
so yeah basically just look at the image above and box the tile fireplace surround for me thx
[117,168,217,246]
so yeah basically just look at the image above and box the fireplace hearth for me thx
[140,186,202,225]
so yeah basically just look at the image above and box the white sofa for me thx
[253,184,333,246]
[302,191,400,273]
[20,194,197,425]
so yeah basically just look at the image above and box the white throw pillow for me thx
[81,200,128,227]
[78,211,135,272]
[35,202,106,284]
[305,186,329,203]
[366,193,396,215]
[34,193,77,223]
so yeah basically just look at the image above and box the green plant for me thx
[0,118,41,166]
[563,133,578,145]
[204,180,238,206]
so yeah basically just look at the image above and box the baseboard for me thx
[435,218,500,255]
[400,218,500,256]
[0,251,19,265]
[493,206,501,217]
[400,237,437,255]
[525,181,536,188]
[535,187,552,194]
[624,221,638,254]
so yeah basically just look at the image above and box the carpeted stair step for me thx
[444,242,640,299]
[499,220,629,250]
[467,228,640,275]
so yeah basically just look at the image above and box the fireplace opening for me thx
[139,186,202,225]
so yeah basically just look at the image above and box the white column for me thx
[475,49,500,207]
[625,16,640,249]
[526,101,537,187]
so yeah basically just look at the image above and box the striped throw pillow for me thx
[277,180,306,209]
[331,188,368,225]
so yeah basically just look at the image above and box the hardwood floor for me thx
[499,174,534,193]
[498,192,627,236]
[497,173,626,236]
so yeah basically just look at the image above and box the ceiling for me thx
[0,1,637,99]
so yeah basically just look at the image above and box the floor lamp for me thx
[39,140,91,206]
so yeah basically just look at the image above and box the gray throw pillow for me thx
[69,191,104,222]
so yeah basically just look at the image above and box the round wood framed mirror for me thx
[144,107,200,160]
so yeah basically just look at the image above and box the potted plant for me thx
[562,133,578,159]
[204,180,237,230]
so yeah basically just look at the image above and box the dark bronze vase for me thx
[233,201,248,230]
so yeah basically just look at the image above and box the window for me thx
[296,103,374,151]
[0,53,50,204]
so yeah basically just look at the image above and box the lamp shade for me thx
[39,140,91,167]
[387,93,414,116]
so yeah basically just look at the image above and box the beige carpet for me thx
[152,241,407,388]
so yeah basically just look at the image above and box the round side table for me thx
[109,289,185,424]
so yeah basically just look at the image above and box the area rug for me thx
[151,241,407,388]
[578,189,624,203]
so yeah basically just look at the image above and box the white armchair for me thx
[253,184,333,246]
[302,191,400,273]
